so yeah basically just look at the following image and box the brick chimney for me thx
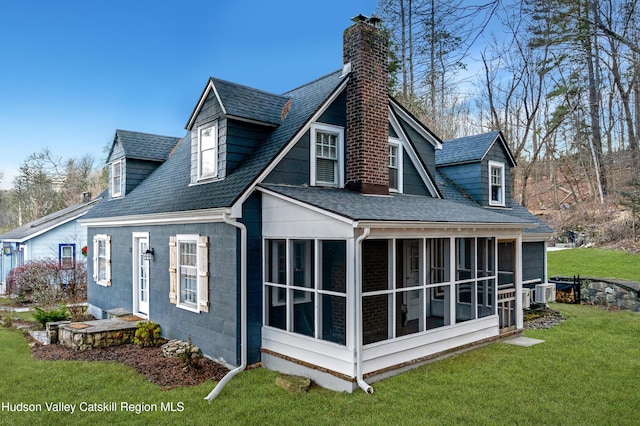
[343,15,389,195]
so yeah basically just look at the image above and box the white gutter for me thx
[355,227,373,394]
[204,212,247,402]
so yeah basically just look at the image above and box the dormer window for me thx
[111,159,123,198]
[489,161,505,206]
[310,123,344,187]
[198,124,218,180]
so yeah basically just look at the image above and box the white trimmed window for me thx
[169,235,209,313]
[389,140,402,192]
[198,124,218,180]
[111,159,123,198]
[59,244,75,269]
[92,234,111,286]
[310,123,344,187]
[489,161,505,206]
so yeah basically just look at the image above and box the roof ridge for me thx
[211,77,290,100]
[282,69,343,96]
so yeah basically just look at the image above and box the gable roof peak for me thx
[186,77,290,130]
[436,130,516,167]
[108,129,181,163]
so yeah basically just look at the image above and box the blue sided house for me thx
[80,16,554,394]
[0,194,100,295]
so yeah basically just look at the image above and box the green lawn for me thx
[1,303,639,425]
[548,248,640,282]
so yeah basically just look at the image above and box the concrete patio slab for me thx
[503,336,545,347]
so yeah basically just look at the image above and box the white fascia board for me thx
[479,135,517,167]
[230,78,350,217]
[78,208,229,227]
[389,100,443,150]
[388,106,441,199]
[522,233,554,242]
[353,220,535,231]
[257,186,354,226]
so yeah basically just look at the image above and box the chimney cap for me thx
[350,14,382,27]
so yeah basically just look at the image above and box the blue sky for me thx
[0,0,378,189]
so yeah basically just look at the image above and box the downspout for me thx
[204,212,247,402]
[355,227,373,394]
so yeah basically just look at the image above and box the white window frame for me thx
[176,234,199,312]
[310,122,344,187]
[111,159,123,198]
[197,123,218,181]
[488,161,506,207]
[172,234,209,313]
[59,244,75,269]
[388,139,403,192]
[93,234,111,287]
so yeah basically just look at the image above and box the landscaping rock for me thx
[275,374,311,393]
[161,339,202,358]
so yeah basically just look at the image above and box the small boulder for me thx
[275,374,311,393]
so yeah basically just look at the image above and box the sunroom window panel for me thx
[427,238,450,284]
[456,238,475,281]
[363,294,391,345]
[362,240,390,292]
[426,285,450,330]
[321,294,346,345]
[396,288,423,337]
[267,240,286,284]
[456,282,475,323]
[477,279,495,319]
[266,285,286,330]
[292,290,314,337]
[320,240,346,293]
[292,240,313,288]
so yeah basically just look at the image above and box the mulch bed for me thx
[30,342,229,389]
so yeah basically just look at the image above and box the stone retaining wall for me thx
[58,326,136,350]
[581,280,640,312]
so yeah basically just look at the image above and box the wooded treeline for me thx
[378,0,640,213]
[0,149,107,233]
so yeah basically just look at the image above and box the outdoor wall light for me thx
[143,248,155,261]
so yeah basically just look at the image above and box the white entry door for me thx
[133,234,150,317]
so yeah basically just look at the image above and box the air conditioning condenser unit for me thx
[522,288,531,309]
[535,283,556,303]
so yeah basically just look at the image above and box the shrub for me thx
[6,259,87,304]
[178,335,201,369]
[32,305,71,328]
[134,321,162,347]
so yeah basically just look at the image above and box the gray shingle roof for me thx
[260,184,533,226]
[509,202,554,235]
[83,70,347,219]
[112,130,181,162]
[212,78,290,125]
[0,197,100,242]
[436,131,505,166]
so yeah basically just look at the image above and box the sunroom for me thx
[258,185,532,392]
